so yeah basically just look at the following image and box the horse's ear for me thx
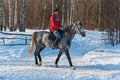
[73,21,77,26]
[73,22,76,26]
[77,21,83,26]
[77,21,81,25]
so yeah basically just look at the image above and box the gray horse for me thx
[28,21,86,69]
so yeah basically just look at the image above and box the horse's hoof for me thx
[38,62,42,67]
[55,64,59,68]
[38,64,41,67]
[71,67,76,70]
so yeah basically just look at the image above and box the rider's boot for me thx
[53,39,59,48]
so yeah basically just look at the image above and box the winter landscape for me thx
[1,0,120,80]
[0,30,120,80]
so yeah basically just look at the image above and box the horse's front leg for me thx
[65,49,75,69]
[55,49,64,67]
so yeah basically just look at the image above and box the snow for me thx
[0,30,120,80]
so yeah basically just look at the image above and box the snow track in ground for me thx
[0,30,120,80]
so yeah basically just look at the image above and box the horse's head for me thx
[74,21,86,37]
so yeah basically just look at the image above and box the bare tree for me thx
[0,0,4,31]
[19,0,26,32]
[2,1,6,31]
[98,0,101,30]
[52,0,54,13]
[67,0,70,25]
[14,0,18,31]
[8,0,14,31]
[41,0,47,29]
[70,0,75,25]
[2,0,120,30]
[61,0,65,26]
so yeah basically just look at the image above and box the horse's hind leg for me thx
[38,54,42,65]
[34,48,39,65]
[55,49,64,67]
[34,46,45,66]
[37,47,45,66]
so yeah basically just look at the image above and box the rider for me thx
[49,8,63,48]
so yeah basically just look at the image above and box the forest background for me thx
[0,0,120,31]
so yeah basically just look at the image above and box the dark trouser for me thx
[53,30,62,46]
[53,30,61,40]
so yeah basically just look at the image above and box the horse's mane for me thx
[63,24,73,33]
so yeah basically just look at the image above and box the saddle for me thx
[49,30,63,48]
[48,33,58,48]
[49,32,56,40]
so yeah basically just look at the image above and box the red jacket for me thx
[50,12,61,32]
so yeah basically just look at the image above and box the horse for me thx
[28,21,86,69]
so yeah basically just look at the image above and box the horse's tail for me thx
[28,33,35,56]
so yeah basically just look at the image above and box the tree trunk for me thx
[20,0,26,32]
[52,0,54,13]
[8,0,14,31]
[70,0,75,25]
[0,0,6,31]
[2,3,6,31]
[41,0,47,29]
[61,0,65,26]
[55,0,58,9]
[98,0,101,30]
[0,0,3,31]
[14,0,18,31]
[67,0,70,25]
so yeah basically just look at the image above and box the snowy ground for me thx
[0,30,120,80]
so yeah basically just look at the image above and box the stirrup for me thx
[54,39,58,45]
[53,38,60,49]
